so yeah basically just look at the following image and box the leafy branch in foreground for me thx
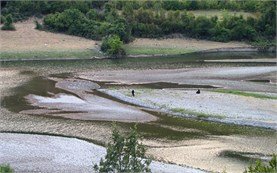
[94,125,151,172]
[244,154,277,173]
[0,164,14,173]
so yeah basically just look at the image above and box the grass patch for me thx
[0,49,103,60]
[118,110,275,141]
[219,150,272,163]
[171,108,225,119]
[214,89,277,100]
[124,46,197,55]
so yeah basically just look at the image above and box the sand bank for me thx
[0,133,204,173]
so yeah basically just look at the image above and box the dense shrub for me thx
[244,154,277,173]
[34,20,43,30]
[1,14,15,31]
[101,35,126,57]
[0,164,14,173]
[0,15,6,24]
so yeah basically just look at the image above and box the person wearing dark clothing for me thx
[132,90,135,97]
[196,89,200,94]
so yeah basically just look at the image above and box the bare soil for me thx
[0,19,97,52]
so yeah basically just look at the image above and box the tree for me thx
[94,125,151,172]
[193,16,215,38]
[0,164,13,173]
[1,14,15,30]
[101,35,126,57]
[244,154,276,173]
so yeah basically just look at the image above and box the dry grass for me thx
[125,38,250,55]
[0,19,97,52]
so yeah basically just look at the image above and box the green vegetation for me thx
[120,111,274,141]
[124,46,196,55]
[1,14,15,31]
[0,50,102,60]
[101,35,126,57]
[34,20,43,30]
[0,164,13,173]
[244,154,277,173]
[189,10,259,20]
[171,108,225,119]
[213,89,277,100]
[1,1,276,51]
[220,150,268,163]
[94,125,151,172]
[0,15,6,24]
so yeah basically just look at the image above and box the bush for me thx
[1,14,15,31]
[101,35,126,57]
[94,125,151,172]
[0,164,14,173]
[0,15,6,24]
[34,20,43,30]
[244,154,277,173]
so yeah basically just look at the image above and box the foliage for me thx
[34,20,43,30]
[0,164,13,173]
[0,15,6,24]
[2,0,276,50]
[101,35,125,57]
[244,154,277,173]
[94,125,151,172]
[1,14,15,31]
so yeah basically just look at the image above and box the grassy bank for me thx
[0,49,103,60]
[213,89,277,100]
[124,46,197,56]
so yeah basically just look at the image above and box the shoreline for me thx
[0,47,275,62]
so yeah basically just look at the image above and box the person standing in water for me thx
[132,90,135,97]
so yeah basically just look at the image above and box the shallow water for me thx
[1,52,275,74]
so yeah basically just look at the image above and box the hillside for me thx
[0,0,275,58]
[0,20,252,60]
[0,19,101,59]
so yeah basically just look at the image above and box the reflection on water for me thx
[0,52,275,74]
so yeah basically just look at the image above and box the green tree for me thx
[0,164,13,173]
[94,125,151,172]
[101,35,126,57]
[193,16,215,38]
[1,14,15,30]
[244,154,277,173]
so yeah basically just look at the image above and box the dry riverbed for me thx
[1,66,276,173]
[0,133,204,173]
[100,88,277,129]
